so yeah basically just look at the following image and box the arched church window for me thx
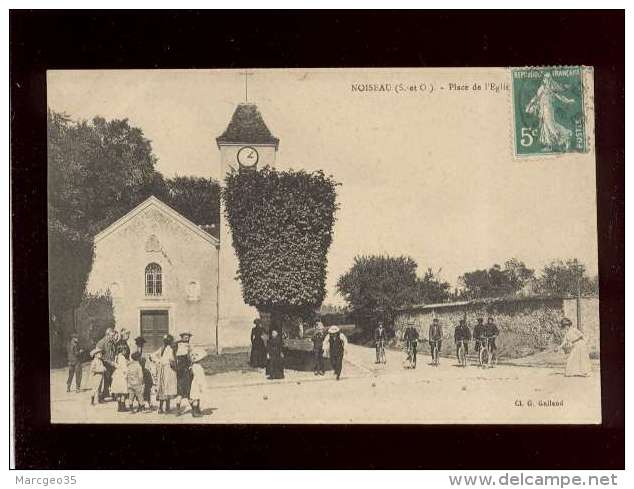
[145,263,162,296]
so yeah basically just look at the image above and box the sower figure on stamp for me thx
[324,326,347,380]
[312,321,326,375]
[66,333,84,393]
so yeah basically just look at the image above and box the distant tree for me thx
[415,268,452,304]
[47,110,160,364]
[223,167,339,332]
[459,258,535,299]
[157,175,220,228]
[537,258,598,296]
[337,255,420,331]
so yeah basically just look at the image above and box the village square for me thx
[47,69,601,424]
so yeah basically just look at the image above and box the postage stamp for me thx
[512,66,587,156]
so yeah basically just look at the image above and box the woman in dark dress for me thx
[266,330,285,379]
[249,319,267,368]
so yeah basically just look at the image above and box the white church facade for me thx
[86,196,220,353]
[86,102,280,353]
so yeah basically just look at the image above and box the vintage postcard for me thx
[47,68,600,424]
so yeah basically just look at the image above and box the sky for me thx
[48,69,599,305]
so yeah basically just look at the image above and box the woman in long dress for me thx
[559,317,591,377]
[153,334,177,413]
[249,319,267,368]
[266,330,285,380]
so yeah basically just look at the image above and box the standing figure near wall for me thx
[558,318,591,377]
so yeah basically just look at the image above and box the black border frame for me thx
[10,10,625,469]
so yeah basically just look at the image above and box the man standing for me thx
[374,321,387,364]
[483,316,500,363]
[324,326,347,380]
[473,317,485,354]
[428,318,443,365]
[454,318,472,362]
[66,333,83,393]
[96,328,116,400]
[312,322,326,375]
[403,322,420,368]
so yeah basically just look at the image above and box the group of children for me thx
[88,334,208,417]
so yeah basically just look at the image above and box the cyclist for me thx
[403,321,420,368]
[374,321,387,364]
[482,316,500,365]
[428,318,443,366]
[454,318,471,364]
[473,317,485,357]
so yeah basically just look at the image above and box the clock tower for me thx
[215,103,279,349]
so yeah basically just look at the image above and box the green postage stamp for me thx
[512,66,588,156]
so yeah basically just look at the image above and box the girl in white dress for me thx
[110,345,130,412]
[152,335,177,414]
[559,317,591,377]
[189,349,207,418]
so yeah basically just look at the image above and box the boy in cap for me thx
[89,347,106,405]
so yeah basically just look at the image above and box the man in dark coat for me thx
[473,318,485,354]
[374,322,387,364]
[95,328,116,400]
[454,318,472,359]
[312,322,326,375]
[428,318,443,365]
[175,332,193,413]
[266,329,285,379]
[326,326,347,380]
[483,317,500,357]
[249,319,267,368]
[403,322,420,368]
[66,333,83,393]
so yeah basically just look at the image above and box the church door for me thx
[140,310,169,354]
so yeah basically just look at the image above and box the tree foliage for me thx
[153,175,220,229]
[459,258,535,299]
[223,167,339,318]
[537,258,598,296]
[337,255,418,328]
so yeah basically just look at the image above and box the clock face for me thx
[237,146,259,167]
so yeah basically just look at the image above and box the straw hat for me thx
[179,331,192,338]
[90,347,102,358]
[191,348,207,363]
[560,317,573,327]
[328,326,340,334]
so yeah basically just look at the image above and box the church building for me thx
[86,102,279,353]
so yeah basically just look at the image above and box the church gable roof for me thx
[94,196,219,247]
[216,103,279,148]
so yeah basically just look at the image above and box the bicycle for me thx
[429,339,441,366]
[479,335,497,368]
[376,339,386,364]
[456,339,468,367]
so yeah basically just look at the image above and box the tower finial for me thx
[241,70,253,102]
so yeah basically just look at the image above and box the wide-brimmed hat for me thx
[179,331,192,338]
[560,317,573,327]
[90,347,102,357]
[134,336,146,345]
[191,348,207,363]
[70,332,79,339]
[328,326,340,334]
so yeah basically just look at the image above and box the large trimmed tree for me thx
[222,167,339,333]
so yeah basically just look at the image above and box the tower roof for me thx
[216,103,279,149]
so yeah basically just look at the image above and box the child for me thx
[189,349,207,418]
[89,347,106,405]
[140,356,156,411]
[110,344,129,412]
[127,351,145,413]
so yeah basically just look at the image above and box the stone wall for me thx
[394,297,600,359]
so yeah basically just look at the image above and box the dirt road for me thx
[50,344,601,424]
